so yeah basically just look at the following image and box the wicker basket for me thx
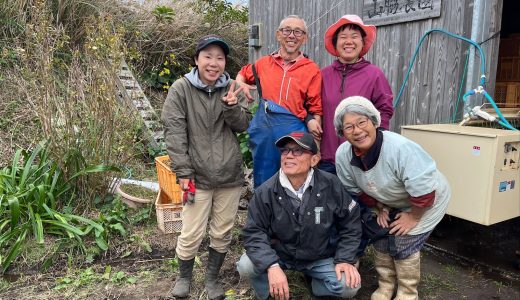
[155,190,183,234]
[155,155,182,204]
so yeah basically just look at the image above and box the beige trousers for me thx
[175,186,241,260]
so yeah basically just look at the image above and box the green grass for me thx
[360,245,376,270]
[0,278,10,292]
[493,280,506,294]
[284,270,311,298]
[164,258,179,274]
[15,238,54,271]
[421,273,458,298]
[442,264,457,275]
[54,265,143,294]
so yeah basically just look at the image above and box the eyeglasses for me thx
[278,28,306,37]
[280,147,311,156]
[343,117,370,134]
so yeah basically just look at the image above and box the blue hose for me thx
[482,91,518,131]
[394,28,517,131]
[461,90,518,131]
[394,28,486,109]
[498,120,517,131]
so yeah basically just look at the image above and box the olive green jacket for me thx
[161,69,251,190]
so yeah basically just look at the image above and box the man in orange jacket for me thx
[236,15,323,140]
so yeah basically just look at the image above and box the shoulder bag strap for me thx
[251,63,263,100]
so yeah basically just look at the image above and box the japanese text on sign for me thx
[362,0,442,26]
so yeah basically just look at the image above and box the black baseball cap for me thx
[275,131,318,154]
[195,34,230,56]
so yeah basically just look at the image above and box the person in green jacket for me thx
[161,34,252,300]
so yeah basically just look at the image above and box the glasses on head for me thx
[280,147,311,157]
[278,28,306,37]
[343,117,370,134]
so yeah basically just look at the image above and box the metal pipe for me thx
[465,0,485,107]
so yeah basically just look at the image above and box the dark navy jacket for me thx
[242,169,361,271]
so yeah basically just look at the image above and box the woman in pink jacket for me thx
[319,14,394,175]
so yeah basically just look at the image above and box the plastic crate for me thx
[155,155,182,204]
[155,190,183,234]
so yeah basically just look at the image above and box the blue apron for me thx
[248,98,307,188]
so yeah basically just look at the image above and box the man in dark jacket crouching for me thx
[237,132,362,300]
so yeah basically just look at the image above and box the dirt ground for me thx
[1,210,519,300]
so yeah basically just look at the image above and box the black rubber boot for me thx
[205,248,227,300]
[171,257,195,298]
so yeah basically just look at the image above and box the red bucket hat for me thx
[324,14,376,58]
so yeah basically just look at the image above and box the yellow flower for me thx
[164,60,169,66]
[163,85,170,90]
[169,53,176,59]
[163,68,170,75]
[159,71,165,76]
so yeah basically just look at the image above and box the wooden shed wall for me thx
[248,0,503,131]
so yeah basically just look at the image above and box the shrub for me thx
[0,143,119,273]
[125,0,248,87]
[0,0,249,170]
[9,0,143,205]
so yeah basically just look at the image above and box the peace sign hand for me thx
[221,81,244,106]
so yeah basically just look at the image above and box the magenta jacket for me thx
[320,58,393,164]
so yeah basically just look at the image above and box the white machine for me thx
[401,124,520,225]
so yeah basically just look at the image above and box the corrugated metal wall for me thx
[248,0,503,131]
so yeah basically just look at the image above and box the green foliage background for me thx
[0,0,250,168]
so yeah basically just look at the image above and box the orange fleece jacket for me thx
[239,55,322,121]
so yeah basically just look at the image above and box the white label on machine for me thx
[472,146,481,156]
[498,180,515,192]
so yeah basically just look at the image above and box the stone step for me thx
[139,110,156,120]
[119,70,134,78]
[127,90,146,100]
[132,100,151,111]
[116,60,165,152]
[153,130,165,141]
[120,78,137,87]
[144,120,158,130]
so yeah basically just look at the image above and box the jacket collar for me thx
[270,49,309,59]
[279,168,314,199]
[350,129,384,171]
[331,57,370,72]
[268,50,312,71]
[273,168,326,197]
[184,68,230,92]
